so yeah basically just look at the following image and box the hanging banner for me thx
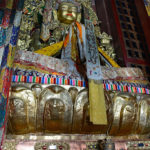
[0,10,22,149]
[85,19,103,80]
[6,0,14,9]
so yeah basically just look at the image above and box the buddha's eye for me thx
[61,6,68,11]
[71,7,77,12]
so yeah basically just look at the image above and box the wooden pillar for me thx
[135,0,150,53]
[95,0,126,66]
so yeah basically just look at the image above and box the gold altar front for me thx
[7,83,150,136]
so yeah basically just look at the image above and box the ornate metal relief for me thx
[8,86,37,134]
[109,93,137,136]
[37,85,73,133]
[135,95,150,134]
[7,83,150,135]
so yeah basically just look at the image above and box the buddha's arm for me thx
[34,41,119,67]
[34,41,64,56]
[98,47,120,68]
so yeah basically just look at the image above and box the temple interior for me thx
[0,0,150,149]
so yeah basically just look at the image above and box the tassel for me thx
[71,26,78,62]
[76,21,83,44]
[64,33,69,48]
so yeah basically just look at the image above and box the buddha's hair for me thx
[56,0,80,4]
[55,0,81,12]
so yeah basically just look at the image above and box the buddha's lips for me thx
[66,13,73,16]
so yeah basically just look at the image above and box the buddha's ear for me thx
[53,9,58,21]
[77,13,81,22]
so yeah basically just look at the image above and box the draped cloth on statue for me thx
[61,22,86,79]
[61,21,107,124]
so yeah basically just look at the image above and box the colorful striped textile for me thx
[12,75,86,87]
[12,75,150,95]
[0,0,25,148]
[104,83,150,94]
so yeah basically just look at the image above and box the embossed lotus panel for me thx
[7,83,150,135]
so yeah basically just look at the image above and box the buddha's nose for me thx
[68,8,72,13]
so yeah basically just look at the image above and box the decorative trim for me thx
[104,83,150,94]
[12,75,86,87]
[12,75,150,95]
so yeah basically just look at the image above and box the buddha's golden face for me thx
[58,2,79,24]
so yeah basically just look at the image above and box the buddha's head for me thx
[57,2,81,24]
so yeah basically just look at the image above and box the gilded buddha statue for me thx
[18,0,114,59]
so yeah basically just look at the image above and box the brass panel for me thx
[135,95,150,134]
[7,83,150,135]
[72,90,111,134]
[109,93,137,136]
[37,85,73,133]
[8,86,37,134]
